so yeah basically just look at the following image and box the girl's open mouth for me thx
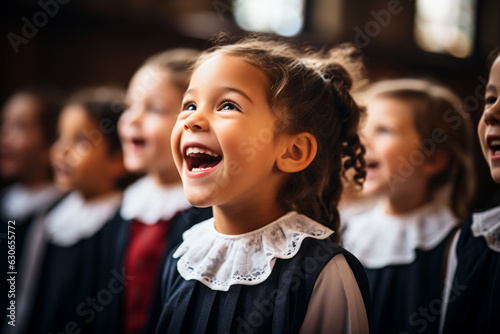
[53,163,73,179]
[132,137,146,147]
[486,136,500,161]
[184,146,222,172]
[488,138,500,157]
[364,158,380,180]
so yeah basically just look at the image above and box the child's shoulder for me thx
[458,206,500,254]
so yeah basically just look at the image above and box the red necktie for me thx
[123,218,172,334]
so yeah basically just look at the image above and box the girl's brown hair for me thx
[358,79,475,220]
[67,86,126,155]
[141,48,200,93]
[486,46,500,80]
[196,34,367,243]
[66,86,138,189]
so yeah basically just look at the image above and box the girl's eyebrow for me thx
[222,87,254,105]
[486,83,498,94]
[183,87,255,105]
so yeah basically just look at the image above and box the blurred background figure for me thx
[94,49,212,334]
[10,87,129,334]
[0,87,63,318]
[342,79,475,334]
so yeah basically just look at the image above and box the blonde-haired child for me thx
[343,78,475,334]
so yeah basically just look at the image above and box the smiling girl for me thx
[156,36,370,334]
[342,79,475,334]
[441,47,500,334]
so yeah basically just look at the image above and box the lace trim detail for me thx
[472,206,500,252]
[342,202,458,268]
[120,176,190,224]
[173,211,333,291]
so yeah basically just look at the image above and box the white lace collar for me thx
[120,176,190,224]
[173,211,333,291]
[45,191,122,247]
[2,183,61,222]
[342,201,458,268]
[471,206,500,252]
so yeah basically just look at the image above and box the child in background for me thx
[156,36,370,334]
[16,87,128,334]
[342,79,475,334]
[441,47,500,334]
[0,88,62,315]
[94,49,212,334]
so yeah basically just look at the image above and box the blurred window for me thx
[414,0,477,58]
[233,0,305,37]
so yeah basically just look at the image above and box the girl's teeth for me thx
[186,147,219,157]
[491,139,500,146]
[191,167,212,172]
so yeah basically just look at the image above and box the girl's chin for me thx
[54,182,73,192]
[490,168,500,184]
[123,158,148,173]
[184,188,217,208]
[360,181,381,195]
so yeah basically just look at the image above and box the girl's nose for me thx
[52,140,69,157]
[124,107,143,126]
[484,100,500,126]
[183,112,208,131]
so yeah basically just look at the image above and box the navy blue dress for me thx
[441,210,500,334]
[0,188,62,328]
[156,238,370,334]
[24,210,122,334]
[365,229,456,334]
[94,206,213,334]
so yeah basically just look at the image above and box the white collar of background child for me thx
[173,211,333,292]
[2,183,61,221]
[120,176,190,224]
[45,191,122,247]
[471,206,500,252]
[342,201,458,268]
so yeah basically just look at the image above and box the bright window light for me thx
[233,0,305,37]
[414,0,476,58]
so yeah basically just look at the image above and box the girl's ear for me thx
[422,149,449,176]
[276,132,317,173]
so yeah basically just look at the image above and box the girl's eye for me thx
[74,133,91,147]
[376,126,392,134]
[146,103,165,114]
[182,102,196,111]
[485,95,497,105]
[219,101,241,112]
[148,108,164,114]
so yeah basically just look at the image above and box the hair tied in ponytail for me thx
[318,70,331,83]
